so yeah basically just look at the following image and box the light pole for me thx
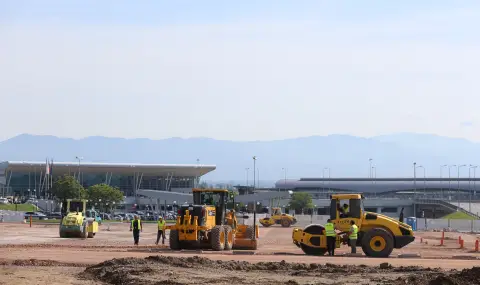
[413,162,417,217]
[440,165,447,199]
[369,158,373,182]
[252,156,257,190]
[195,158,200,188]
[416,166,426,196]
[448,165,457,199]
[245,168,249,187]
[469,165,477,212]
[75,156,83,184]
[457,164,466,207]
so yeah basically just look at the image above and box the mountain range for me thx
[1,133,480,186]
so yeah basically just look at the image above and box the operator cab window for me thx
[337,200,350,218]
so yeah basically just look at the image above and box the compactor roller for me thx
[292,194,415,258]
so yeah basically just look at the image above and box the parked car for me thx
[46,212,63,219]
[24,211,48,220]
[0,198,9,205]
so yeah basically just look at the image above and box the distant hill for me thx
[1,133,479,184]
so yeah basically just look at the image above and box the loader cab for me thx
[330,194,364,232]
[192,188,228,226]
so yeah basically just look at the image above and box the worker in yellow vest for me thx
[155,216,166,245]
[324,219,337,256]
[348,220,358,254]
[130,215,142,245]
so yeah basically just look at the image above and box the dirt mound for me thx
[392,267,480,285]
[0,258,84,267]
[82,256,441,285]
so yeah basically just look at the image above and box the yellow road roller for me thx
[292,194,415,258]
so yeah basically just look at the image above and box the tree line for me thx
[51,174,124,212]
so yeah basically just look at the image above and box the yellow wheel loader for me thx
[292,194,415,258]
[59,199,99,239]
[259,207,297,228]
[166,189,259,251]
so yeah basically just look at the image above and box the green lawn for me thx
[0,204,38,211]
[441,211,478,220]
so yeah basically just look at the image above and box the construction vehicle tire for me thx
[224,226,234,250]
[299,224,327,256]
[211,226,225,251]
[361,228,394,258]
[169,230,181,250]
[281,219,291,227]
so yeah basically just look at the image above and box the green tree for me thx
[289,192,313,213]
[51,174,86,201]
[86,183,124,212]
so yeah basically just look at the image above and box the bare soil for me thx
[0,223,479,284]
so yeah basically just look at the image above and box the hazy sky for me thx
[1,1,480,142]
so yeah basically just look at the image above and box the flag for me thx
[46,158,50,175]
[50,159,53,176]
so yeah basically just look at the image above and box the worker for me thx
[325,219,336,256]
[130,215,142,246]
[348,220,358,254]
[155,216,166,245]
[226,209,237,228]
[338,203,349,218]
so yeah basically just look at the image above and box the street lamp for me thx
[282,168,287,192]
[415,166,426,196]
[469,165,478,212]
[413,162,417,217]
[458,164,467,207]
[75,156,83,184]
[369,158,373,179]
[448,165,457,199]
[252,156,257,190]
[245,168,249,187]
[440,165,447,199]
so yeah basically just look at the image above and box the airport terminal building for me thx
[0,161,216,199]
[275,177,480,200]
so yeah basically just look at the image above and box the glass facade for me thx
[2,171,196,198]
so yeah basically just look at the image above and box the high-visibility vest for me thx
[158,220,166,230]
[324,223,336,237]
[349,224,358,239]
[131,219,141,230]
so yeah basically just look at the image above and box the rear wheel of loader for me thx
[224,226,234,250]
[211,226,225,251]
[361,228,394,258]
[169,230,181,250]
[299,224,327,256]
[281,219,291,227]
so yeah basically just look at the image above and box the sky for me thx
[1,0,480,142]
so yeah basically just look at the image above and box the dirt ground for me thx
[0,222,479,285]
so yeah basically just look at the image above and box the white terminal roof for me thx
[0,161,216,177]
